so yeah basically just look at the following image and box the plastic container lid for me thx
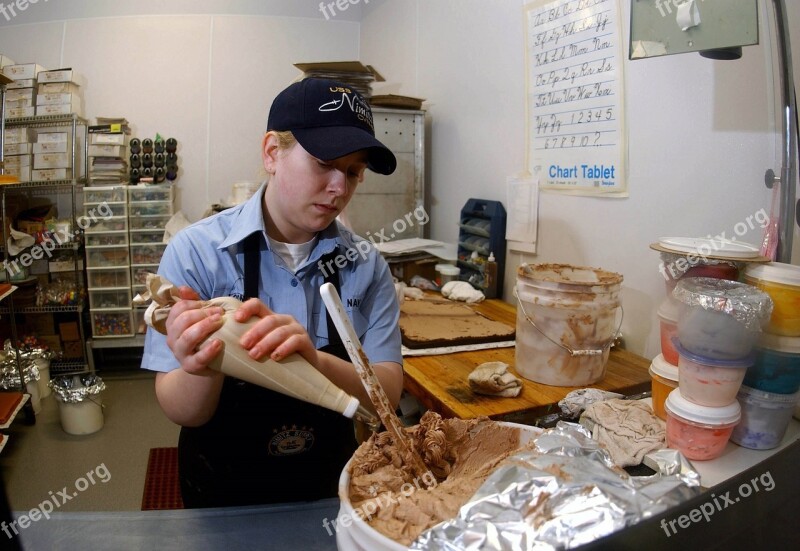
[665,388,741,425]
[657,297,680,323]
[672,277,774,331]
[744,262,800,286]
[650,353,679,381]
[659,237,761,259]
[737,384,800,405]
[756,332,800,354]
[438,265,460,276]
[673,338,755,368]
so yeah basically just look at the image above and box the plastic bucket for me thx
[336,421,541,551]
[51,374,105,435]
[665,388,740,461]
[745,333,800,394]
[744,262,800,336]
[34,359,51,399]
[730,385,799,450]
[657,297,680,365]
[514,263,623,386]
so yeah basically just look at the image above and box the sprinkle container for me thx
[744,333,800,394]
[657,297,681,365]
[743,262,800,337]
[650,353,679,420]
[730,385,799,450]
[676,341,752,407]
[672,277,773,360]
[665,389,740,461]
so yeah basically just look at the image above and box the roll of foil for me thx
[411,423,701,550]
[671,277,773,331]
[50,374,106,403]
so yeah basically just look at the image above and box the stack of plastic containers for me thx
[735,262,800,449]
[666,278,773,460]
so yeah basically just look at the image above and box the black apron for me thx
[178,232,358,508]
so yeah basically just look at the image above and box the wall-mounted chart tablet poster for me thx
[525,0,627,196]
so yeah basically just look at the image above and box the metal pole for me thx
[770,0,797,263]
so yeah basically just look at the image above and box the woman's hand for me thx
[165,286,226,376]
[234,298,320,366]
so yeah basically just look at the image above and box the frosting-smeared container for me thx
[665,389,740,461]
[730,385,799,450]
[745,333,800,394]
[743,262,800,337]
[676,341,752,407]
[649,353,679,420]
[657,297,680,365]
[672,277,773,360]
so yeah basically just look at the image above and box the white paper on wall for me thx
[506,174,539,254]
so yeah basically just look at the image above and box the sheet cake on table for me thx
[399,299,516,349]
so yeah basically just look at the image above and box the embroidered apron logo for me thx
[269,425,315,456]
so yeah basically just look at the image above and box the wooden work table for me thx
[402,297,652,423]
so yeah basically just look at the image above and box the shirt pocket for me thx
[312,307,368,348]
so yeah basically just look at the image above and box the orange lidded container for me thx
[649,354,679,420]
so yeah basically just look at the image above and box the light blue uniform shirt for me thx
[140,184,402,373]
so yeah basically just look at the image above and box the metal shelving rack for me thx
[0,95,89,376]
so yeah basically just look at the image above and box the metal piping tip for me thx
[354,405,382,432]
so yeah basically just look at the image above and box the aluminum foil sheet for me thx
[671,277,773,331]
[50,374,106,403]
[0,359,40,388]
[411,423,701,551]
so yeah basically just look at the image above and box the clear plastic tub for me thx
[745,333,800,394]
[673,277,773,360]
[730,385,800,450]
[657,297,680,365]
[743,262,800,337]
[676,341,752,407]
[649,354,679,421]
[665,389,740,461]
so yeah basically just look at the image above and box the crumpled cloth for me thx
[441,281,485,304]
[393,280,425,303]
[468,361,522,397]
[558,388,624,418]
[579,398,666,467]
[7,226,35,256]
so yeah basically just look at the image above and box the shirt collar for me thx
[217,182,354,258]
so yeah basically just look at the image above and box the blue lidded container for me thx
[730,385,799,450]
[745,333,800,394]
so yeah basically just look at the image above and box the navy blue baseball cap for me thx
[267,78,396,175]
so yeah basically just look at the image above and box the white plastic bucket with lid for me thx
[51,374,105,435]
[744,262,800,336]
[336,422,541,551]
[514,263,623,386]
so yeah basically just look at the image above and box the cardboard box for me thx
[59,321,80,342]
[3,142,32,156]
[4,127,31,144]
[7,78,34,90]
[62,340,83,359]
[89,133,127,146]
[37,82,80,94]
[35,100,83,117]
[6,87,34,102]
[7,106,35,118]
[3,154,32,168]
[2,63,46,80]
[36,92,82,106]
[387,255,439,285]
[31,168,68,181]
[0,54,15,68]
[4,166,30,182]
[37,68,85,86]
[6,97,33,109]
[32,141,68,154]
[36,131,69,143]
[88,144,125,157]
[37,334,62,353]
[33,153,71,169]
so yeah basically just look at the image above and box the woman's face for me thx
[263,134,367,243]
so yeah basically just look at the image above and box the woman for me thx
[141,78,403,507]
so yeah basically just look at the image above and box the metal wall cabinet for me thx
[344,107,426,241]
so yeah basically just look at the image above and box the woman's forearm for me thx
[154,369,226,427]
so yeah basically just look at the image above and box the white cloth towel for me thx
[468,361,522,398]
[441,281,485,304]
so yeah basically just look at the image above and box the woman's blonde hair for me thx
[272,130,296,150]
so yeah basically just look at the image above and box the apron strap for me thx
[242,232,343,349]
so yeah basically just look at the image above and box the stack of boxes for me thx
[35,68,84,118]
[2,125,32,182]
[84,183,174,338]
[2,62,44,119]
[88,119,129,186]
[31,128,76,182]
